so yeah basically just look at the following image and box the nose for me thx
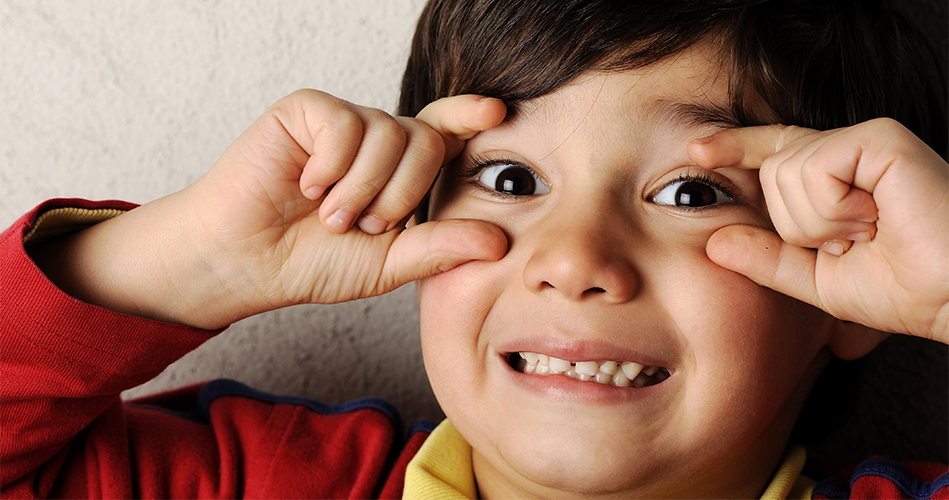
[521,208,640,304]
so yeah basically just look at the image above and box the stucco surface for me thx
[1,0,440,424]
[1,0,946,462]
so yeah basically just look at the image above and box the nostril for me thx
[587,287,606,294]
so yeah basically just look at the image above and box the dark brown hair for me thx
[399,0,947,157]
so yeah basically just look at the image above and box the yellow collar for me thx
[403,420,476,499]
[403,420,815,499]
[762,444,817,500]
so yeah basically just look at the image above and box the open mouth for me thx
[507,352,671,388]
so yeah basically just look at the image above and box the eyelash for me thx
[652,171,743,211]
[463,155,548,199]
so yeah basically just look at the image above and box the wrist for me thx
[29,195,259,330]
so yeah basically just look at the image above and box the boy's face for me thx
[417,43,836,499]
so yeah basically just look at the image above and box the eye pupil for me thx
[676,181,717,207]
[496,168,536,195]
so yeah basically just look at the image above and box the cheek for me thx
[661,251,833,423]
[651,225,828,364]
[417,274,470,420]
[417,263,500,410]
[418,271,471,366]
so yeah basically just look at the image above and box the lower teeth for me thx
[510,355,670,388]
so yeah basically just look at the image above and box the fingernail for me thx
[358,215,388,235]
[326,209,356,232]
[819,240,844,256]
[846,231,872,242]
[304,185,327,200]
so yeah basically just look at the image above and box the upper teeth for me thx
[516,352,668,388]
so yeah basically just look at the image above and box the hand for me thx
[36,90,508,329]
[688,118,948,343]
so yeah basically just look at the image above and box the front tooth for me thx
[643,366,659,376]
[621,362,644,380]
[548,357,571,374]
[612,370,631,387]
[594,372,612,384]
[598,361,618,375]
[535,363,550,375]
[523,352,540,365]
[575,361,599,376]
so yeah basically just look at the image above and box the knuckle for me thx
[365,110,407,144]
[865,116,901,132]
[290,88,326,101]
[798,155,826,187]
[863,117,913,147]
[346,179,385,203]
[775,125,818,152]
[775,125,801,150]
[773,160,797,192]
[372,174,431,220]
[405,126,446,165]
[759,153,782,174]
[325,106,364,137]
[372,193,417,220]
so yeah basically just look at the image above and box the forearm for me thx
[28,193,267,330]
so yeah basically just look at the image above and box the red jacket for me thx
[1,199,947,499]
[1,199,433,499]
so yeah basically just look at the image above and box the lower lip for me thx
[502,356,671,405]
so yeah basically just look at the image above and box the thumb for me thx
[415,95,507,162]
[706,225,823,309]
[688,124,819,170]
[379,219,508,289]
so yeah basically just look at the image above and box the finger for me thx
[706,225,823,309]
[269,89,365,200]
[318,107,408,232]
[356,116,446,234]
[326,95,507,234]
[771,141,878,246]
[796,131,879,224]
[415,95,507,162]
[376,218,508,292]
[740,137,849,249]
[688,124,819,170]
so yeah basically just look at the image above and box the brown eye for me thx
[477,163,550,196]
[651,178,731,208]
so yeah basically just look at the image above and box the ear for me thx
[826,320,889,360]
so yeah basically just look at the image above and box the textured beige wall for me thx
[0,0,442,424]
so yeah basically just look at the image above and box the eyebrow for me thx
[648,98,745,130]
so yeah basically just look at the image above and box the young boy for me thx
[2,0,946,498]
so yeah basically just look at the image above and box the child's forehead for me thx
[500,56,744,137]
